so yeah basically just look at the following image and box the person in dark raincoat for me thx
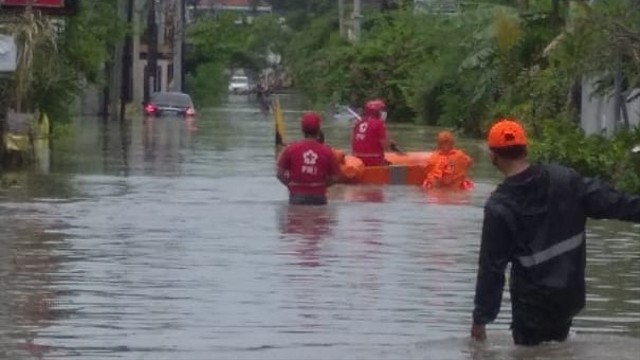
[471,118,640,346]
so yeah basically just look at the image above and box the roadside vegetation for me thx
[3,1,640,191]
[0,1,125,126]
[185,13,290,105]
[278,0,640,192]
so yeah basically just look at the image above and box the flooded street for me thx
[0,95,638,359]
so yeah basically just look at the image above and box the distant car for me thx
[228,75,251,95]
[144,92,196,118]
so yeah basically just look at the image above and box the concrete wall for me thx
[581,78,640,136]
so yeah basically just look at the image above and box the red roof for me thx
[2,0,64,7]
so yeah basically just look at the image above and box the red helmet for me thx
[363,99,386,117]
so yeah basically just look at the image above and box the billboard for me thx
[0,35,18,73]
[1,0,77,16]
[1,0,64,7]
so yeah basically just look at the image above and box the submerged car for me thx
[144,92,196,117]
[228,75,251,95]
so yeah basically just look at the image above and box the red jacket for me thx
[351,117,387,166]
[277,139,339,197]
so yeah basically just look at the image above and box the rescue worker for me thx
[422,131,474,190]
[351,99,400,166]
[471,118,640,346]
[276,112,340,205]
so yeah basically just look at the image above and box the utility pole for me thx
[144,0,158,104]
[172,0,184,92]
[109,0,125,120]
[352,0,361,42]
[120,0,135,121]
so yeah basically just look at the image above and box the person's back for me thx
[277,113,339,205]
[281,140,337,195]
[484,164,587,330]
[351,100,388,166]
[471,118,640,346]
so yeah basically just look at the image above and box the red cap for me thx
[301,112,321,133]
[363,99,386,117]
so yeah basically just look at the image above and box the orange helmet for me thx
[437,131,454,146]
[487,119,528,148]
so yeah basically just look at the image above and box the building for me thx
[123,0,186,108]
[187,0,272,24]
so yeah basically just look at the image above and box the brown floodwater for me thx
[0,94,637,359]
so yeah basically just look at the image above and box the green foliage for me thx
[185,13,291,106]
[185,61,227,106]
[278,1,640,186]
[61,0,125,84]
[530,119,640,193]
[0,0,125,123]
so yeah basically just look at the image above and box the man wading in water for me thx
[276,112,340,205]
[471,118,640,346]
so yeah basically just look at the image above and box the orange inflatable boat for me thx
[337,151,433,185]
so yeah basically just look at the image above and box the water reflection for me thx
[0,212,65,359]
[277,204,338,267]
[332,185,385,203]
[142,117,195,176]
[422,188,473,205]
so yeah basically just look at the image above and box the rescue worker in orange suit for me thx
[422,131,474,190]
[277,112,340,205]
[471,118,640,346]
[351,99,399,166]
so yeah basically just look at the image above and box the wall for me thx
[581,78,640,136]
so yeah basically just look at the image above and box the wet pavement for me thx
[0,94,638,359]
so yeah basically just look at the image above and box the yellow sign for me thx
[273,96,286,157]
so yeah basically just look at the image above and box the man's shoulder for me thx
[485,189,507,207]
[539,163,582,184]
[312,142,338,157]
[281,140,308,155]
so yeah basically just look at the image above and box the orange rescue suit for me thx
[423,149,473,190]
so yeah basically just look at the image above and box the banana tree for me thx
[7,9,59,114]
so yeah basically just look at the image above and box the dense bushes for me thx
[530,120,640,193]
[281,1,640,191]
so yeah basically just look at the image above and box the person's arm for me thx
[422,157,438,188]
[378,122,393,151]
[471,205,513,340]
[276,148,290,186]
[580,175,640,221]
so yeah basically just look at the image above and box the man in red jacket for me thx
[277,112,340,205]
[351,99,398,166]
